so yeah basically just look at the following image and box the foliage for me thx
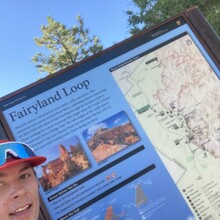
[126,0,220,35]
[32,15,103,75]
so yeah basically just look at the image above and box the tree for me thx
[32,15,103,75]
[126,0,220,35]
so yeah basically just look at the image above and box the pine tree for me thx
[32,15,103,75]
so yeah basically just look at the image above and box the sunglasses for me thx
[0,142,36,166]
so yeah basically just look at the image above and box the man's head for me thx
[0,140,46,220]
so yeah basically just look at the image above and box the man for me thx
[0,140,46,220]
[0,140,112,220]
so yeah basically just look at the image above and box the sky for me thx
[0,0,133,98]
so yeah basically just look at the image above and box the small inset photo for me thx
[82,111,140,163]
[37,136,90,191]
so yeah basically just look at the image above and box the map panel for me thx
[111,33,220,220]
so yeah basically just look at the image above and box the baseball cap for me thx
[0,140,47,170]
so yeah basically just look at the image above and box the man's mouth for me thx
[9,204,31,216]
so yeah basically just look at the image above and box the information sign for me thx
[0,6,219,220]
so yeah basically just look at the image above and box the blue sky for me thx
[0,0,133,98]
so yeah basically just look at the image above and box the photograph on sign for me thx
[82,111,141,163]
[36,136,91,192]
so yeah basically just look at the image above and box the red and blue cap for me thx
[0,140,46,170]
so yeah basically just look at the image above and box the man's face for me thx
[0,162,40,220]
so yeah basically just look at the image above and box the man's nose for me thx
[9,182,26,199]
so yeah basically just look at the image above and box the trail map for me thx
[111,33,220,220]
